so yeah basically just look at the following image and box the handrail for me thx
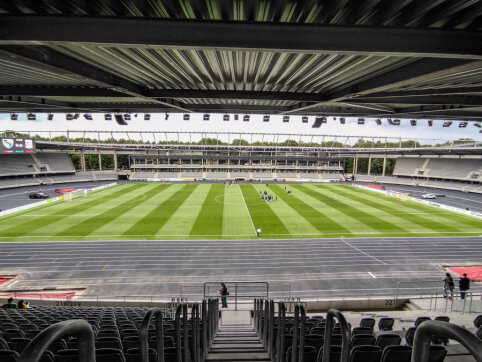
[412,321,482,362]
[183,304,189,362]
[322,309,351,362]
[139,308,165,362]
[276,302,286,362]
[268,300,275,360]
[175,304,183,362]
[19,320,95,362]
[202,300,208,361]
[291,303,306,362]
[191,303,200,362]
[203,282,269,311]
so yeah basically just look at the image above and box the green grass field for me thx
[0,183,481,241]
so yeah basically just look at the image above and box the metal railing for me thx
[203,281,269,310]
[429,291,481,313]
[291,303,306,362]
[412,320,482,362]
[139,308,165,362]
[19,320,95,362]
[322,309,351,362]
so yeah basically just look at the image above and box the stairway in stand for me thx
[206,311,270,361]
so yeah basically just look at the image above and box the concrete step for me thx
[205,352,270,361]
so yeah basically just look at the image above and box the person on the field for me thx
[218,283,228,308]
[2,297,16,309]
[459,273,470,299]
[443,273,454,299]
[256,227,261,237]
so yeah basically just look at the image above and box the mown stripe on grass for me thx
[270,184,349,234]
[222,185,256,236]
[124,184,197,236]
[323,184,459,233]
[345,185,482,229]
[0,183,143,237]
[57,184,168,236]
[240,184,289,236]
[295,184,406,233]
[190,184,225,236]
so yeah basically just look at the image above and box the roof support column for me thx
[382,155,387,177]
[81,152,86,172]
[114,151,118,172]
[368,154,372,177]
[98,153,102,171]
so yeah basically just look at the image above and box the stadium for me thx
[0,1,482,361]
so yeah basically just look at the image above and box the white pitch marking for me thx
[368,272,377,278]
[6,280,18,288]
[341,238,387,265]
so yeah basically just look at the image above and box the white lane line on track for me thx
[341,238,387,265]
[368,272,377,278]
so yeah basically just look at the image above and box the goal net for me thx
[62,189,87,201]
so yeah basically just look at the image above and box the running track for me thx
[0,237,480,300]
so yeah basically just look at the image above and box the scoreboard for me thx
[1,138,36,154]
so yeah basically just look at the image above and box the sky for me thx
[0,112,481,145]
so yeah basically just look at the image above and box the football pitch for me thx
[0,183,481,241]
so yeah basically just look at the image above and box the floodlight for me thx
[123,113,131,121]
[203,114,210,121]
[392,119,401,125]
[283,116,289,123]
[104,114,112,121]
[263,115,270,122]
[428,120,433,127]
[458,121,468,128]
[234,115,239,121]
[312,116,326,128]
[223,114,230,121]
[114,114,128,125]
[165,113,169,120]
[144,113,151,121]
[375,118,382,125]
[73,113,80,119]
[474,122,481,128]
[83,113,93,120]
[442,121,452,127]
[47,113,54,121]
[10,113,18,121]
[339,117,345,124]
[243,115,250,122]
[357,118,365,125]
[27,113,36,121]
[183,114,190,121]
[302,116,308,123]
[410,119,417,126]
[66,113,74,121]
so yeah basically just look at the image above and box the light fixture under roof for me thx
[10,113,18,121]
[339,117,345,124]
[283,116,289,123]
[104,114,112,121]
[83,113,93,120]
[375,118,382,125]
[123,113,131,121]
[302,116,308,123]
[458,121,468,128]
[357,118,365,125]
[183,114,190,121]
[443,121,452,127]
[73,113,80,120]
[388,118,400,125]
[428,120,433,127]
[27,113,36,121]
[165,113,169,120]
[263,115,270,122]
[474,122,481,128]
[243,115,250,122]
[47,113,54,121]
[223,114,230,121]
[410,119,417,126]
[203,114,210,121]
[144,113,151,121]
[66,113,74,121]
[114,114,128,125]
[312,116,326,128]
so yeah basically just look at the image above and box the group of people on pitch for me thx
[443,273,471,299]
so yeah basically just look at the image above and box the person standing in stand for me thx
[459,273,470,299]
[218,283,228,308]
[442,273,454,299]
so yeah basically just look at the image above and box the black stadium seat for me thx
[381,345,412,362]
[317,345,342,362]
[359,318,375,330]
[405,327,417,346]
[8,337,31,353]
[350,345,381,362]
[352,327,373,336]
[351,334,376,347]
[415,317,431,327]
[376,334,401,349]
[286,345,317,362]
[96,348,126,362]
[96,336,123,350]
[473,315,482,328]
[378,318,394,331]
[0,349,20,362]
[429,345,447,362]
[434,316,450,323]
[125,347,157,362]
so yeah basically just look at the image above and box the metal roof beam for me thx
[363,87,482,98]
[0,45,192,112]
[0,15,482,59]
[351,95,482,106]
[283,58,482,114]
[0,86,125,97]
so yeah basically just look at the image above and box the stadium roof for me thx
[1,0,482,122]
